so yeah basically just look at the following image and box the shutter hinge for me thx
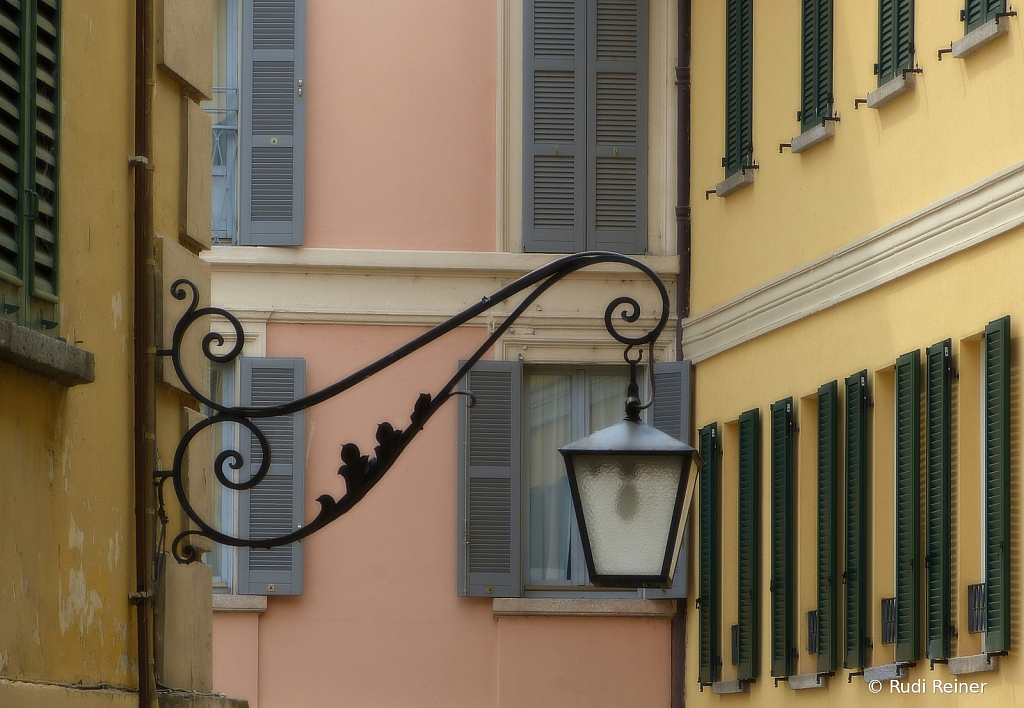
[960,9,966,21]
[873,63,879,76]
[24,190,38,220]
[298,78,304,99]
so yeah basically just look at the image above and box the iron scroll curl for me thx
[160,252,671,563]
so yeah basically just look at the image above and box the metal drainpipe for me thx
[133,0,158,705]
[672,2,692,707]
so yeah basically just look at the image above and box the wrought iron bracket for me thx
[157,252,670,563]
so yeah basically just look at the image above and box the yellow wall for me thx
[686,0,1024,704]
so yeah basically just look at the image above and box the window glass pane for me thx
[589,371,629,432]
[206,0,239,244]
[528,373,573,583]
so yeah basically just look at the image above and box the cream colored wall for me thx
[689,2,1024,313]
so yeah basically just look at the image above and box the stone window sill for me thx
[863,663,907,682]
[948,653,999,675]
[791,121,835,153]
[789,673,828,690]
[715,169,755,197]
[0,318,94,386]
[868,72,917,109]
[952,17,1010,59]
[712,680,749,694]
[213,594,268,614]
[492,597,676,618]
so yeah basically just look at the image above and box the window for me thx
[965,0,1006,34]
[0,0,60,333]
[724,0,753,178]
[522,0,648,255]
[458,359,689,598]
[799,0,833,134]
[206,0,306,246]
[877,0,914,86]
[207,356,306,596]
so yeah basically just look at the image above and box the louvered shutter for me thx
[770,398,796,677]
[650,361,691,598]
[458,360,522,597]
[240,0,305,246]
[237,357,306,595]
[0,0,24,318]
[844,371,869,669]
[698,422,721,685]
[737,408,760,681]
[983,316,1010,653]
[894,350,921,662]
[801,0,832,132]
[587,0,646,254]
[966,0,1005,33]
[724,0,753,177]
[878,0,914,86]
[524,0,586,253]
[30,0,56,319]
[925,340,952,660]
[817,381,839,673]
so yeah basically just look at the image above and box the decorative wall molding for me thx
[682,161,1024,362]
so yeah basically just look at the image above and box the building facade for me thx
[1,1,242,706]
[207,1,689,707]
[685,0,1024,704]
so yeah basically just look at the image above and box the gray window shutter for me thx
[649,361,691,598]
[587,0,647,254]
[894,350,921,662]
[458,360,523,597]
[237,357,306,595]
[240,0,306,246]
[925,340,952,660]
[737,408,760,681]
[697,422,721,686]
[983,315,1010,653]
[770,398,796,678]
[524,0,586,253]
[816,380,839,673]
[844,370,870,669]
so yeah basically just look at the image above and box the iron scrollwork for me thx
[158,252,670,563]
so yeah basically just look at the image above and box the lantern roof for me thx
[559,418,697,456]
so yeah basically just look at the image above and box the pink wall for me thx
[212,322,673,707]
[304,1,497,252]
[212,613,261,708]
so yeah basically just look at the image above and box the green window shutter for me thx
[237,357,306,596]
[800,0,832,132]
[458,360,523,598]
[587,0,647,254]
[983,316,1010,653]
[894,350,921,662]
[698,422,721,685]
[770,398,796,677]
[737,408,761,681]
[524,0,586,253]
[844,370,870,670]
[878,0,913,85]
[817,381,839,673]
[240,0,306,246]
[724,0,752,177]
[966,0,1006,33]
[651,360,691,599]
[0,0,25,322]
[926,340,952,660]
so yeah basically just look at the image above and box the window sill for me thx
[492,597,676,618]
[952,18,1010,59]
[0,318,94,387]
[791,121,835,154]
[712,680,749,694]
[789,673,828,690]
[948,653,999,675]
[863,663,907,682]
[212,594,268,614]
[715,169,755,197]
[867,72,917,109]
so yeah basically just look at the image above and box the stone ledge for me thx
[712,680,749,694]
[948,653,999,675]
[789,673,828,690]
[791,121,836,153]
[0,318,95,386]
[492,597,676,618]
[158,689,249,708]
[867,72,917,109]
[715,169,755,198]
[212,593,268,613]
[952,18,1010,59]
[864,664,907,682]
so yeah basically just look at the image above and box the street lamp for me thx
[159,251,697,588]
[560,359,700,588]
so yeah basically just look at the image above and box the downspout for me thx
[133,0,158,705]
[672,2,692,708]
